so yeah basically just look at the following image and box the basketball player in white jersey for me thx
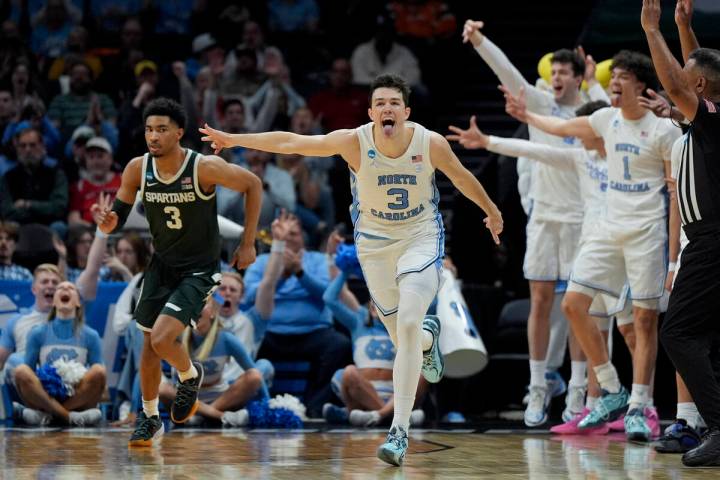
[200,74,503,466]
[463,19,610,426]
[504,50,681,441]
[446,101,643,434]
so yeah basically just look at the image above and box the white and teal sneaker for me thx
[377,426,409,466]
[421,315,444,383]
[625,408,651,442]
[578,387,629,429]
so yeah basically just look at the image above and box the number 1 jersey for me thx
[140,149,221,268]
[351,122,443,240]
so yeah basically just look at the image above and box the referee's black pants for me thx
[661,223,720,430]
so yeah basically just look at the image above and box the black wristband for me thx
[110,198,133,234]
[295,268,304,278]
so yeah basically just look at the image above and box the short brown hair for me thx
[0,221,20,241]
[370,74,411,106]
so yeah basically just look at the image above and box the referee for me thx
[643,0,720,467]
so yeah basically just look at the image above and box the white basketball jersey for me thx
[589,107,680,228]
[352,122,442,239]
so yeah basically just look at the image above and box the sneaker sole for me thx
[654,442,694,454]
[626,431,650,442]
[128,423,164,448]
[171,399,200,424]
[377,446,404,467]
[524,413,549,428]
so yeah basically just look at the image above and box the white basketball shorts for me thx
[355,221,443,316]
[523,216,582,282]
[570,218,667,309]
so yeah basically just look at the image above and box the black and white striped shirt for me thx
[677,98,720,227]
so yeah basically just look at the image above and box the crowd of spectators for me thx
[0,1,462,425]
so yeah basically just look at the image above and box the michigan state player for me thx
[92,98,261,447]
[200,74,503,466]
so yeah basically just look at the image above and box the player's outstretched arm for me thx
[462,19,530,98]
[642,0,699,121]
[675,0,699,64]
[503,86,594,138]
[90,157,142,234]
[430,132,503,245]
[200,156,262,270]
[199,124,359,165]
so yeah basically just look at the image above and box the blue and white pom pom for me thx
[36,364,68,401]
[52,358,88,397]
[246,394,305,428]
[335,243,364,279]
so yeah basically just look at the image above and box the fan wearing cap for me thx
[68,137,121,227]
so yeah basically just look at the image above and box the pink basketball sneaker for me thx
[608,414,625,432]
[550,408,610,435]
[645,406,661,438]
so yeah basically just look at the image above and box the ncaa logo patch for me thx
[368,149,376,159]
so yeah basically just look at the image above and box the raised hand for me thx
[325,229,344,255]
[271,210,293,241]
[501,85,528,123]
[483,211,503,245]
[637,88,672,118]
[282,248,302,275]
[577,46,598,86]
[90,192,118,234]
[446,116,489,150]
[641,0,662,33]
[462,19,485,47]
[675,0,693,28]
[199,123,235,155]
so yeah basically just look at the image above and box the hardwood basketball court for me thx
[2,426,718,479]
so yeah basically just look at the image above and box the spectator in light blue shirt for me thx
[243,215,351,417]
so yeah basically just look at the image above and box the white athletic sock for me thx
[421,329,434,352]
[391,268,438,431]
[593,362,621,394]
[529,360,547,389]
[586,395,599,410]
[628,384,649,411]
[569,361,587,387]
[677,402,700,429]
[143,397,159,417]
[178,363,198,382]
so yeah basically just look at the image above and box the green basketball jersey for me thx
[140,149,221,268]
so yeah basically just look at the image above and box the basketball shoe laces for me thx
[389,427,407,449]
[134,414,156,437]
[175,379,199,408]
[593,394,612,422]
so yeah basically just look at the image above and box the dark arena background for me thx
[1,0,719,477]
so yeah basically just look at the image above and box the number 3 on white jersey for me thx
[164,206,182,229]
